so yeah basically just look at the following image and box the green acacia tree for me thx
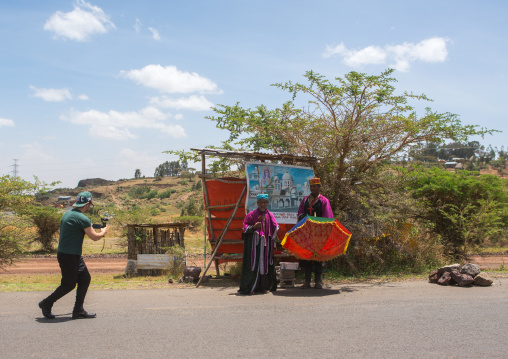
[0,176,56,266]
[205,69,494,216]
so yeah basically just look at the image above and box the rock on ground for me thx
[474,272,494,286]
[450,271,474,287]
[429,270,440,283]
[438,264,461,275]
[460,263,481,278]
[438,271,452,285]
[184,266,202,279]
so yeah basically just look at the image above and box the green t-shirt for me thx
[57,208,91,255]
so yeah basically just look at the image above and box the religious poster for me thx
[245,162,315,224]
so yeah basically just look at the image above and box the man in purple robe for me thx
[297,178,333,289]
[238,194,279,294]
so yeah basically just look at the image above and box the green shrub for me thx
[128,186,151,199]
[157,189,172,199]
[24,206,62,251]
[163,245,186,278]
[142,189,158,200]
[0,216,29,268]
[407,167,508,258]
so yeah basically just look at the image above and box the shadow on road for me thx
[271,288,343,297]
[35,313,73,324]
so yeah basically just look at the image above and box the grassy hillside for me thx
[32,175,206,255]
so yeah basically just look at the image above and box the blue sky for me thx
[1,0,507,188]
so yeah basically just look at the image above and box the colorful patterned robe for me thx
[238,208,279,294]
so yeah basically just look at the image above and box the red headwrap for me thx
[309,178,321,185]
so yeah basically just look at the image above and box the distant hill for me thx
[77,178,113,188]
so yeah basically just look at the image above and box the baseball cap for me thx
[73,191,93,207]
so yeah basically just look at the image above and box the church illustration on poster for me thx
[245,162,315,224]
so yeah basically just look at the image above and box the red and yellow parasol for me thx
[281,215,352,261]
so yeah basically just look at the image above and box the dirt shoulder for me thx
[2,253,506,277]
[0,256,128,276]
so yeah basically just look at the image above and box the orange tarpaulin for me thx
[205,178,293,260]
[205,178,246,260]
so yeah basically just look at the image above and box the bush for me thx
[407,167,508,258]
[128,186,151,199]
[114,207,155,240]
[24,206,62,251]
[163,245,186,278]
[142,189,158,200]
[156,189,172,199]
[176,216,204,228]
[0,216,29,268]
[330,222,446,276]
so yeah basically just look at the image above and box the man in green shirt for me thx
[38,191,108,319]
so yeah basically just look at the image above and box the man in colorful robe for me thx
[239,194,279,294]
[297,178,333,289]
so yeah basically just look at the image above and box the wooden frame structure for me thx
[126,222,189,276]
[193,148,318,287]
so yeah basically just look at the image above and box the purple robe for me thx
[297,194,334,219]
[239,208,279,294]
[243,208,278,272]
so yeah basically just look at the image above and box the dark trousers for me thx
[46,252,91,311]
[301,260,323,284]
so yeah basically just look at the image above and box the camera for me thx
[92,212,113,229]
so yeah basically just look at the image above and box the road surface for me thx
[1,278,507,358]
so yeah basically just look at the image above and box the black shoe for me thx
[38,300,55,319]
[72,309,96,319]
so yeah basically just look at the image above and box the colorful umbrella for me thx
[281,215,352,261]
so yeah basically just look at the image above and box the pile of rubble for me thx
[429,263,493,287]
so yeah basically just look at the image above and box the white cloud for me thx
[44,0,115,41]
[21,142,55,162]
[149,95,214,111]
[323,37,449,72]
[30,85,72,102]
[77,94,89,101]
[134,18,142,33]
[61,106,187,140]
[174,114,184,121]
[120,65,220,94]
[0,118,15,127]
[116,148,159,168]
[148,27,161,41]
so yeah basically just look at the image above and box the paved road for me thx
[1,279,507,359]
